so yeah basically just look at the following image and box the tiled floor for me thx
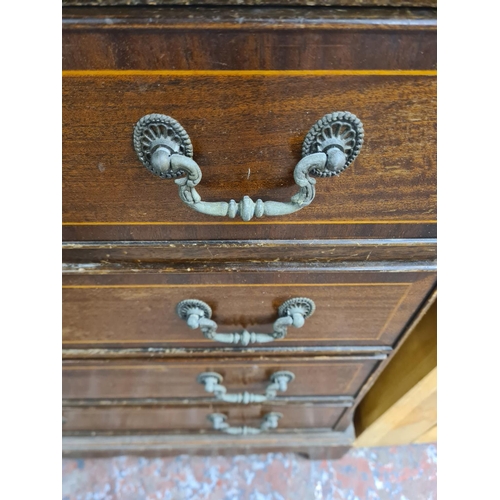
[62,444,436,500]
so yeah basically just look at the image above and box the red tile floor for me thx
[62,444,437,500]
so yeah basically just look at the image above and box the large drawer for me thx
[62,269,436,349]
[62,357,379,400]
[62,403,347,433]
[63,73,436,241]
[62,8,436,242]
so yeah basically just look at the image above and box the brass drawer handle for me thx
[208,412,282,435]
[176,297,315,346]
[197,370,294,404]
[133,112,364,221]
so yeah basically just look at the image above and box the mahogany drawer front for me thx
[63,8,436,241]
[62,73,436,241]
[62,270,436,348]
[62,403,346,433]
[62,357,379,400]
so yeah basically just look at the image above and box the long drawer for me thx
[62,74,436,241]
[62,357,379,400]
[62,8,436,242]
[63,269,436,349]
[62,403,347,433]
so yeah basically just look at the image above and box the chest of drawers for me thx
[62,1,436,459]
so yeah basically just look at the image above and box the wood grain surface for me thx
[63,74,436,241]
[63,1,437,7]
[61,3,438,455]
[62,239,437,264]
[332,285,435,432]
[62,7,436,71]
[413,424,436,443]
[62,403,346,432]
[354,367,436,446]
[354,300,436,445]
[62,426,355,459]
[62,270,436,348]
[62,357,380,399]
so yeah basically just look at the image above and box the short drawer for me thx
[62,357,379,400]
[62,403,347,433]
[63,269,436,348]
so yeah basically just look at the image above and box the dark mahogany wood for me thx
[62,7,436,71]
[62,346,391,360]
[62,426,355,459]
[63,395,354,406]
[62,356,380,399]
[63,223,437,241]
[63,74,436,241]
[62,403,346,433]
[62,239,437,264]
[61,3,437,456]
[63,1,436,7]
[62,268,436,348]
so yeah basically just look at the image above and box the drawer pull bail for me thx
[207,412,282,435]
[197,370,295,404]
[133,112,363,221]
[176,297,315,345]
